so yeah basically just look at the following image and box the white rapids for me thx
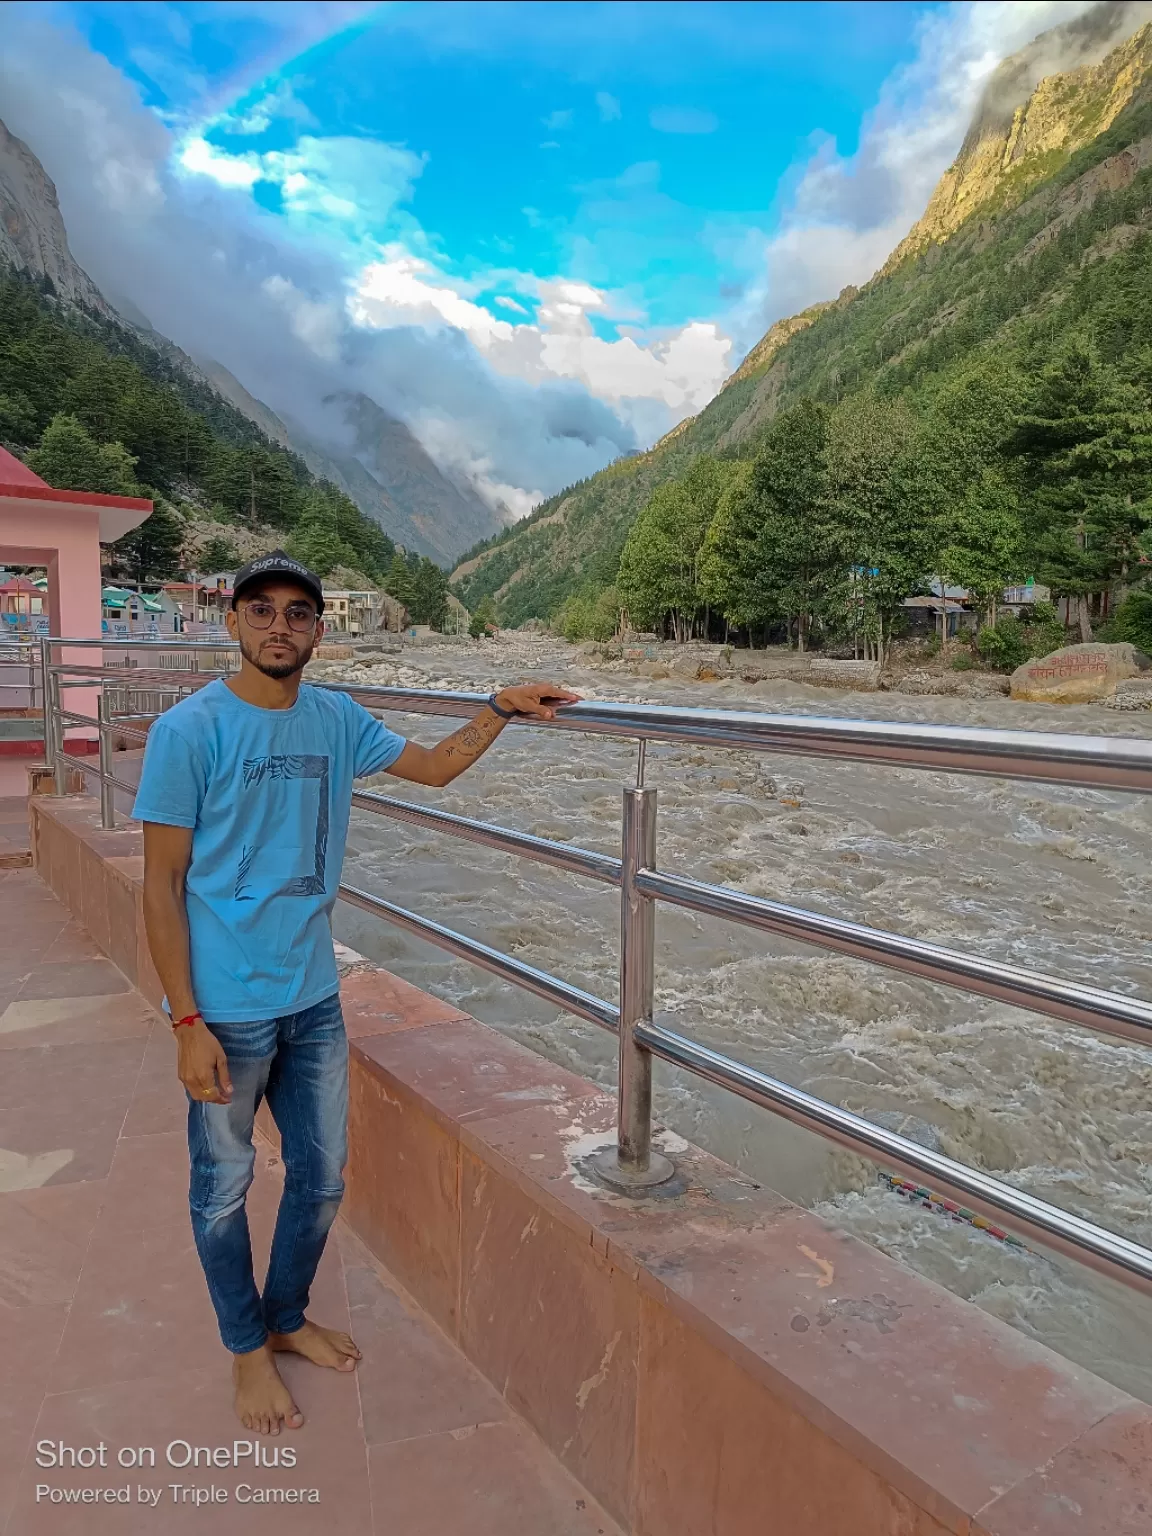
[316,634,1152,1402]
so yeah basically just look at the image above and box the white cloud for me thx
[350,259,732,427]
[596,91,621,123]
[217,78,319,134]
[495,294,530,314]
[649,106,718,135]
[177,131,426,240]
[261,274,343,362]
[180,135,262,188]
[543,108,574,130]
[730,1,1106,348]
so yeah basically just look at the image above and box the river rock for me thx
[809,658,882,690]
[1009,642,1149,703]
[1103,678,1152,711]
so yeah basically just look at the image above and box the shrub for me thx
[976,615,1030,671]
[1098,588,1152,655]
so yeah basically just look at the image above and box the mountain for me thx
[0,117,501,565]
[0,119,111,315]
[454,4,1152,624]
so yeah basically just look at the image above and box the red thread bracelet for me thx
[172,1012,202,1029]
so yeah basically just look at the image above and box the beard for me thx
[240,633,315,679]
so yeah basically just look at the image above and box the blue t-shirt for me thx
[132,679,406,1023]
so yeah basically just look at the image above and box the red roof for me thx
[0,445,48,488]
[0,577,42,595]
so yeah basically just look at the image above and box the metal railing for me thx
[40,648,1152,1299]
[0,636,45,720]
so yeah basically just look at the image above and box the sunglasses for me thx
[241,600,319,633]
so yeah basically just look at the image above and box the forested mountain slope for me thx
[455,11,1152,625]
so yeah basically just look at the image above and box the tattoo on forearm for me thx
[441,709,503,761]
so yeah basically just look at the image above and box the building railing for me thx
[40,643,1152,1299]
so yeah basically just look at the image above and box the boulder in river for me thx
[809,658,882,690]
[1009,642,1149,704]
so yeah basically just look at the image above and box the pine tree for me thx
[468,594,496,638]
[1011,346,1152,639]
[28,413,138,494]
[746,399,834,651]
[106,500,184,586]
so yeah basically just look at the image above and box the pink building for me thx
[0,444,152,745]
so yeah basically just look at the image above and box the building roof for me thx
[0,577,42,595]
[0,443,153,541]
[0,446,48,488]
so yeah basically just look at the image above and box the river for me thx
[316,633,1152,1402]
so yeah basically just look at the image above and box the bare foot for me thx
[269,1318,361,1373]
[233,1344,304,1435]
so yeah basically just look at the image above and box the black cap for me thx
[231,550,325,614]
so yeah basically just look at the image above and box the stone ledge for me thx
[29,793,1152,1536]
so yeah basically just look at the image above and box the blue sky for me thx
[2,1,1096,516]
[70,1,929,332]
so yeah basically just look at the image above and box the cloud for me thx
[649,106,719,135]
[178,132,427,243]
[728,0,1112,349]
[543,108,574,130]
[0,3,654,525]
[495,294,530,314]
[217,78,320,134]
[596,91,621,123]
[349,260,732,431]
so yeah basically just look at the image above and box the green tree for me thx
[383,552,415,610]
[745,399,834,651]
[937,468,1027,628]
[554,585,620,641]
[28,413,139,494]
[407,557,450,628]
[106,499,184,586]
[469,594,496,638]
[619,457,735,639]
[288,520,347,578]
[699,461,758,632]
[198,534,240,572]
[1010,346,1152,640]
[0,390,38,446]
[824,397,933,662]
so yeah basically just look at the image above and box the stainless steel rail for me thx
[324,683,1152,794]
[351,790,622,886]
[637,867,1152,1046]
[338,881,619,1032]
[41,647,1152,1299]
[635,1019,1152,1292]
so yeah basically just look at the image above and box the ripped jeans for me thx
[186,992,347,1355]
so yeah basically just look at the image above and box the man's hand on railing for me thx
[491,681,581,721]
[386,681,581,788]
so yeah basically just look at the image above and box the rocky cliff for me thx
[887,7,1152,270]
[0,120,111,314]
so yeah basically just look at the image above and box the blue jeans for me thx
[187,992,348,1355]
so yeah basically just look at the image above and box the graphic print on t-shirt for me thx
[235,753,330,899]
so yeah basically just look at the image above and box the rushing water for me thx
[318,635,1152,1401]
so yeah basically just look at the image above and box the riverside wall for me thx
[29,793,1152,1536]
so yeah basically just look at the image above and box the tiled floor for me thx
[0,796,30,867]
[0,864,622,1536]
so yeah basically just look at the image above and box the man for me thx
[133,551,577,1437]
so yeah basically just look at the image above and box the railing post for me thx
[50,667,68,796]
[38,637,52,774]
[591,786,675,1191]
[97,691,115,829]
